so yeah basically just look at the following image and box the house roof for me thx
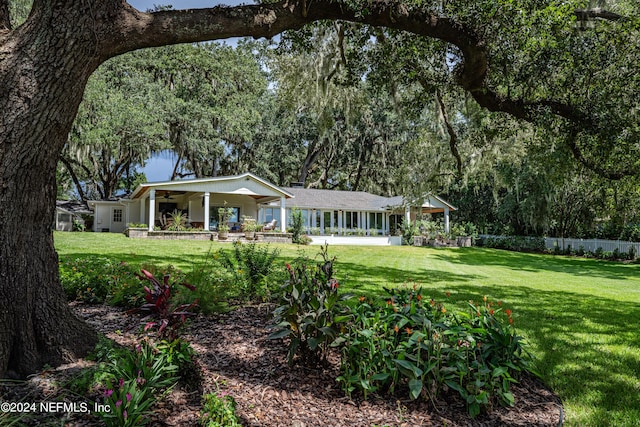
[56,200,93,215]
[129,172,294,201]
[281,188,456,212]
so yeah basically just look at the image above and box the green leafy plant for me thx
[98,340,180,426]
[200,393,242,427]
[215,241,281,299]
[217,204,234,233]
[290,207,304,244]
[166,209,188,231]
[269,246,351,367]
[59,257,140,304]
[336,288,532,417]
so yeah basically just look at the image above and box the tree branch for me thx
[59,156,87,201]
[574,8,625,22]
[116,1,487,92]
[435,90,463,177]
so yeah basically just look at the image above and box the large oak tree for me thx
[0,0,637,377]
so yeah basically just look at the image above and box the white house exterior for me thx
[88,173,456,235]
[259,187,456,236]
[88,173,293,233]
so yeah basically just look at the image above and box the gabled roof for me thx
[129,172,294,200]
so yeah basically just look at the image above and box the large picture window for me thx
[210,206,240,228]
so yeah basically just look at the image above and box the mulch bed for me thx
[1,303,564,426]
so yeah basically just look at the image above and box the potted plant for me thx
[242,216,257,240]
[217,205,233,240]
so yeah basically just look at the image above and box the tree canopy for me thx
[1,0,639,377]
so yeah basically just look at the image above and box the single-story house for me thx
[88,173,455,235]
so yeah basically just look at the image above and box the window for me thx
[210,206,240,227]
[112,209,123,223]
[369,212,383,229]
[262,207,281,224]
[323,211,332,229]
[345,211,359,229]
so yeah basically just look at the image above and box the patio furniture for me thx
[263,219,277,231]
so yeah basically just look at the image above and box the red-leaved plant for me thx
[128,269,198,340]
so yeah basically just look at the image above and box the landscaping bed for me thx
[2,303,563,426]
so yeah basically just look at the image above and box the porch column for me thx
[204,192,210,231]
[405,206,411,225]
[337,210,343,234]
[148,189,155,231]
[444,207,450,234]
[320,211,325,235]
[280,197,286,232]
[140,197,146,224]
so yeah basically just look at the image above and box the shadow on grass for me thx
[336,260,484,295]
[430,247,639,281]
[59,252,212,272]
[451,283,640,426]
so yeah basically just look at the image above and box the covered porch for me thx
[128,173,293,232]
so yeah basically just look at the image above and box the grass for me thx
[55,232,640,426]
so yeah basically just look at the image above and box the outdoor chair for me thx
[263,219,277,231]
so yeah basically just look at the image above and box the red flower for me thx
[405,327,412,335]
[394,325,399,333]
[359,296,366,302]
[489,309,495,315]
[416,294,422,301]
[445,291,451,297]
[505,309,512,317]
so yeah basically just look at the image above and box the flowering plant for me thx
[337,287,532,417]
[99,340,179,426]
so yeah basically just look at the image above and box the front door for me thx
[110,207,125,233]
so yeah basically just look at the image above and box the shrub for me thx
[337,288,532,418]
[269,246,351,367]
[290,207,304,244]
[215,241,281,299]
[478,236,545,253]
[182,263,241,314]
[59,258,140,304]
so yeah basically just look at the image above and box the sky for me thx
[128,0,250,11]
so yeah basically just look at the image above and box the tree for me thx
[1,0,639,378]
[62,53,169,200]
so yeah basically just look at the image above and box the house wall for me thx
[93,202,126,233]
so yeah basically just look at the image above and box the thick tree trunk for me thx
[0,3,105,377]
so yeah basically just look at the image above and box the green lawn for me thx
[55,232,640,427]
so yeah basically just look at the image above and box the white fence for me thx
[544,237,640,254]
